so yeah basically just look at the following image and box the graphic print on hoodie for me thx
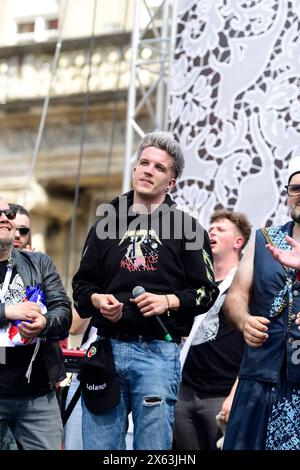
[119,228,161,272]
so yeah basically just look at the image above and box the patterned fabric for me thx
[261,226,296,318]
[266,383,300,450]
[264,226,291,250]
[0,273,26,346]
[223,377,300,450]
[1,429,18,450]
[169,1,300,230]
[0,282,47,347]
[268,275,295,318]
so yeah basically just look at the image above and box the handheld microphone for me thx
[132,286,173,342]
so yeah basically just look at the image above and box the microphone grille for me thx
[132,286,145,298]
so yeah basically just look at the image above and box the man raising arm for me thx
[224,242,270,348]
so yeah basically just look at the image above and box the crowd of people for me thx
[0,132,300,450]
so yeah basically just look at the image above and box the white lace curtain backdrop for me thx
[168,0,300,229]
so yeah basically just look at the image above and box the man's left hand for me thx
[130,292,168,317]
[18,311,47,339]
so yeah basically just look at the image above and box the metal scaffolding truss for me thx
[122,0,178,192]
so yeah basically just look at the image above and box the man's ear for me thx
[168,178,176,190]
[234,236,244,250]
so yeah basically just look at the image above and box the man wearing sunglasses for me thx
[0,204,33,450]
[223,156,300,450]
[0,197,72,450]
[8,204,31,250]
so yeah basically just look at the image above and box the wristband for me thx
[165,294,171,315]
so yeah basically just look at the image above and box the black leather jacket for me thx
[0,249,72,387]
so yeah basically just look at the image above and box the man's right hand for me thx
[5,301,42,321]
[242,315,270,347]
[91,293,123,323]
[266,236,300,270]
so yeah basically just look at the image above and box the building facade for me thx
[0,0,149,289]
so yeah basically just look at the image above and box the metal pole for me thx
[122,0,142,194]
[164,0,178,131]
[22,0,69,205]
[156,0,168,130]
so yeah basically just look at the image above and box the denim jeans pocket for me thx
[142,340,178,360]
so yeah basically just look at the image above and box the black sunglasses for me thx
[0,209,16,220]
[285,184,300,197]
[16,227,30,236]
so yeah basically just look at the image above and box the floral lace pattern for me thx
[169,0,300,229]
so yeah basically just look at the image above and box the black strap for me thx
[62,383,81,426]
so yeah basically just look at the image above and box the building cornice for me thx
[0,32,132,59]
[0,89,128,112]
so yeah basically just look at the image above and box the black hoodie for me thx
[73,191,218,338]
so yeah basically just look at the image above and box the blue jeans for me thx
[63,374,83,450]
[0,391,63,450]
[64,373,134,450]
[82,338,181,450]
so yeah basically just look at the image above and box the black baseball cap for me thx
[80,337,120,414]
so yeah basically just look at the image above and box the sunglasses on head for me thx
[16,227,30,236]
[0,209,16,220]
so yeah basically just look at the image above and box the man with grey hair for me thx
[135,131,185,180]
[0,197,71,450]
[73,131,218,450]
